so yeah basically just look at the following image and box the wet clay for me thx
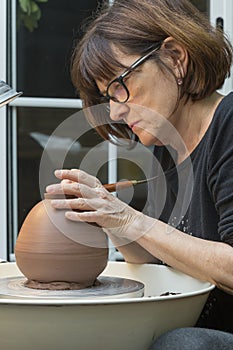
[15,196,108,290]
[24,279,101,290]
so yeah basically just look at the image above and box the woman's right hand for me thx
[46,169,147,243]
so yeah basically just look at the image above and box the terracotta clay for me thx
[15,195,108,290]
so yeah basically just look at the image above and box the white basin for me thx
[0,261,214,350]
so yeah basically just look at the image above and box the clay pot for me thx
[15,194,109,289]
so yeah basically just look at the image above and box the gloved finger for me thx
[54,169,102,188]
[46,181,108,200]
[51,197,96,211]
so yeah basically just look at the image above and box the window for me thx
[1,0,232,261]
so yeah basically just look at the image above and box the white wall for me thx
[0,0,7,260]
[210,0,233,94]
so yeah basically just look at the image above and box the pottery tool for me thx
[45,176,160,199]
[103,175,159,192]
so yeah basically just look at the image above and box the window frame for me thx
[0,0,233,261]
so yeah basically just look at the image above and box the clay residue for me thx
[159,291,181,296]
[24,279,88,290]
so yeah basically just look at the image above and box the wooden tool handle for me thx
[104,180,135,192]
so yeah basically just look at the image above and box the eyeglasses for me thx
[105,41,163,104]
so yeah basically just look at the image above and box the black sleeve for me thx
[207,103,233,246]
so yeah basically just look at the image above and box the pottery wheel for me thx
[0,276,144,299]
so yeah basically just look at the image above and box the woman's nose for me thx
[109,100,128,121]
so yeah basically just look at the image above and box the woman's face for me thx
[97,49,181,146]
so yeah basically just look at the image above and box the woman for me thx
[46,0,233,348]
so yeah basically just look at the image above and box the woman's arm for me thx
[108,235,160,264]
[135,216,233,295]
[46,169,233,295]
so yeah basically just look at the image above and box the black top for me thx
[147,92,233,333]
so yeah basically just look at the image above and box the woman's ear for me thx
[162,37,188,79]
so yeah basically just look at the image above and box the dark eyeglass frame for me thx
[105,40,163,104]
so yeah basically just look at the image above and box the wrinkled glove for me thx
[46,169,147,243]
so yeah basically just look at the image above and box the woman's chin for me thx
[137,133,164,147]
[134,127,164,147]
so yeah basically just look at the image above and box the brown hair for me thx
[71,0,233,141]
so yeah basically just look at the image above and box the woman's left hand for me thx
[46,169,145,242]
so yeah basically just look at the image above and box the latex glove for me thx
[46,169,146,242]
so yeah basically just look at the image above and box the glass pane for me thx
[16,0,102,98]
[10,0,106,256]
[17,107,107,229]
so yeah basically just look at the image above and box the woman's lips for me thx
[129,121,139,129]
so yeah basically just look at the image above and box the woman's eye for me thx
[112,82,124,92]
